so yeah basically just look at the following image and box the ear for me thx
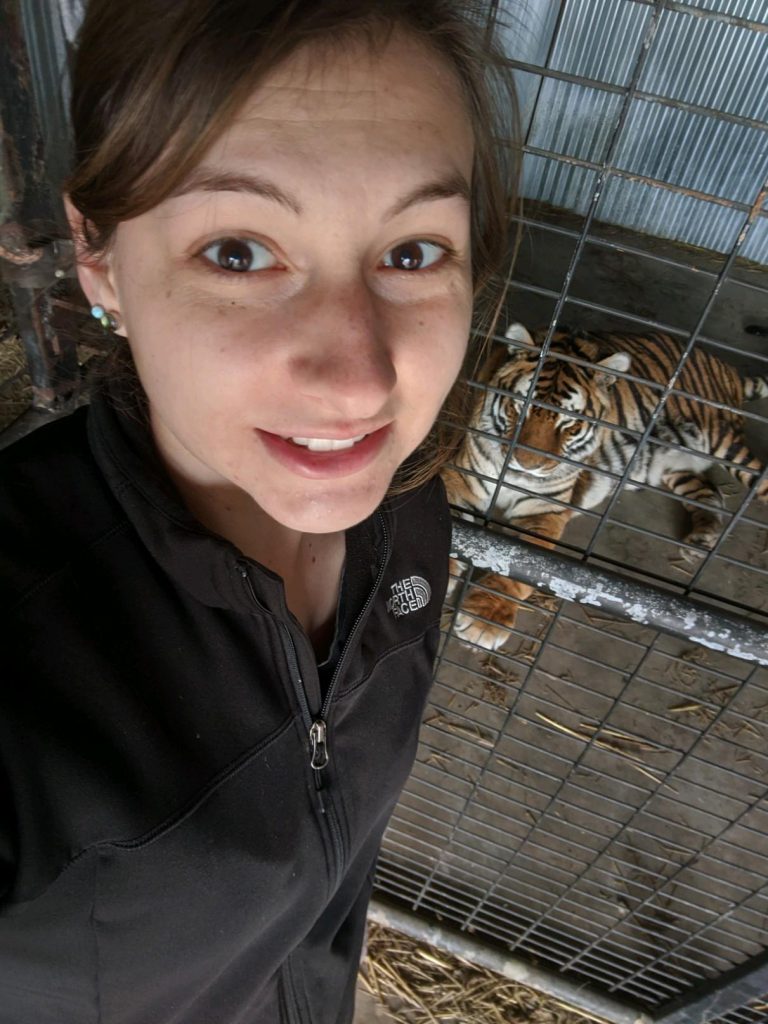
[504,322,535,354]
[63,195,127,337]
[593,351,631,388]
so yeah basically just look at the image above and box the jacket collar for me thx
[86,379,390,615]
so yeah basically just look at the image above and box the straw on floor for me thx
[360,922,612,1024]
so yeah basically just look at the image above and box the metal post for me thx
[0,0,79,413]
[652,949,768,1024]
[450,519,768,666]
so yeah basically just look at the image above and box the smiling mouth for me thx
[287,434,367,451]
[257,424,390,479]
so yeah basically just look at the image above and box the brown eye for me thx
[201,237,277,273]
[219,240,252,271]
[391,242,423,270]
[384,240,445,272]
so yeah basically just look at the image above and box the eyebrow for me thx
[169,168,471,220]
[384,173,472,219]
[169,170,303,214]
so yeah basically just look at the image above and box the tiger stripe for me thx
[444,323,768,651]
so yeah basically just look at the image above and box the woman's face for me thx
[87,30,475,535]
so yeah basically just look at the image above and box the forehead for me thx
[206,30,474,171]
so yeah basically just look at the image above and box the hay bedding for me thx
[0,335,30,432]
[0,285,32,432]
[360,923,606,1024]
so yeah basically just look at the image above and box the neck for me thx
[147,411,345,651]
[179,479,305,571]
[164,468,345,655]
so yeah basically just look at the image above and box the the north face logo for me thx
[386,576,432,618]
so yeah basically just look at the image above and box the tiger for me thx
[443,322,768,651]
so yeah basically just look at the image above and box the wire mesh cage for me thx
[378,565,768,1014]
[438,0,768,626]
[374,1,768,1022]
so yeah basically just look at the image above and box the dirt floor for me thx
[355,987,393,1024]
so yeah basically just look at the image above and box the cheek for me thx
[126,324,258,453]
[407,303,471,402]
[129,298,277,389]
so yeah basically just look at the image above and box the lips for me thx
[256,424,391,479]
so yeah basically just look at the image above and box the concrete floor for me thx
[353,985,392,1023]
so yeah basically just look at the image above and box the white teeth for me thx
[290,435,366,451]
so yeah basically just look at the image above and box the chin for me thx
[262,479,391,535]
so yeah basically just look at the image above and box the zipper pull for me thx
[309,719,329,771]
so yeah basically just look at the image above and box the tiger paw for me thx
[682,526,718,550]
[452,591,521,651]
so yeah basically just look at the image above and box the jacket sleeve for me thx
[0,781,16,903]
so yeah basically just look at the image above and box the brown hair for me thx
[66,0,520,491]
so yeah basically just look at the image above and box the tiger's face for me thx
[478,324,630,478]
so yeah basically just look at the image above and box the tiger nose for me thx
[512,417,560,471]
[513,446,558,471]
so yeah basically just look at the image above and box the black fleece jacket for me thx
[0,390,450,1024]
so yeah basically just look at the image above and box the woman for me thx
[0,1,517,1021]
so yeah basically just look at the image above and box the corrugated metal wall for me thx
[53,0,768,263]
[502,0,768,264]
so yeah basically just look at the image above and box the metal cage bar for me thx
[377,2,768,1019]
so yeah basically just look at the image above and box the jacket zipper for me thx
[316,511,391,757]
[236,511,390,878]
[237,565,313,731]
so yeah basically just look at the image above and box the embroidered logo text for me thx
[386,576,432,618]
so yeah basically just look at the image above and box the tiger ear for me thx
[505,322,535,353]
[594,352,631,388]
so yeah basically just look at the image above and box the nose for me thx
[288,278,396,421]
